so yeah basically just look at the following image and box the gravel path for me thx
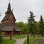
[15,38,26,44]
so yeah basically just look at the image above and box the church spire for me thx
[5,2,12,14]
[7,2,11,10]
[7,0,11,10]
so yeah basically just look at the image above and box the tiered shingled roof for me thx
[2,2,21,32]
[2,3,16,22]
[2,25,21,31]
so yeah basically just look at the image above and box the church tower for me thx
[2,2,16,25]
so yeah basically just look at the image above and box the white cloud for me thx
[0,0,44,22]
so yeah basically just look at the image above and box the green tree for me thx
[16,22,24,33]
[39,15,44,37]
[28,11,36,37]
[16,22,29,34]
[0,14,2,44]
[0,24,1,35]
[0,23,2,44]
[23,23,29,34]
[34,21,39,34]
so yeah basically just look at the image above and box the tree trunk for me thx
[33,33,35,38]
[42,34,44,37]
[31,33,32,37]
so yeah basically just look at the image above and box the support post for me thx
[10,32,12,40]
[27,34,29,44]
[5,32,7,37]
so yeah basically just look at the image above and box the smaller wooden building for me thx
[1,2,21,38]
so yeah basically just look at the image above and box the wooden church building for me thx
[1,2,21,36]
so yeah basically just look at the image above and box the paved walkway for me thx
[15,38,26,44]
[4,37,27,44]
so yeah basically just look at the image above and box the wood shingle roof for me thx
[2,25,21,31]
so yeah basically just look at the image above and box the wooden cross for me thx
[9,0,10,3]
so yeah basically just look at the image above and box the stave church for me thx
[1,2,21,37]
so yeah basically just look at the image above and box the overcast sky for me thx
[0,0,44,22]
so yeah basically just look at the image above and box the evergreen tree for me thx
[0,27,1,35]
[0,23,2,44]
[28,11,36,37]
[39,15,44,37]
[0,14,2,44]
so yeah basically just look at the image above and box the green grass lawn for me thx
[1,38,16,44]
[13,34,26,39]
[1,34,26,44]
[24,37,44,44]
